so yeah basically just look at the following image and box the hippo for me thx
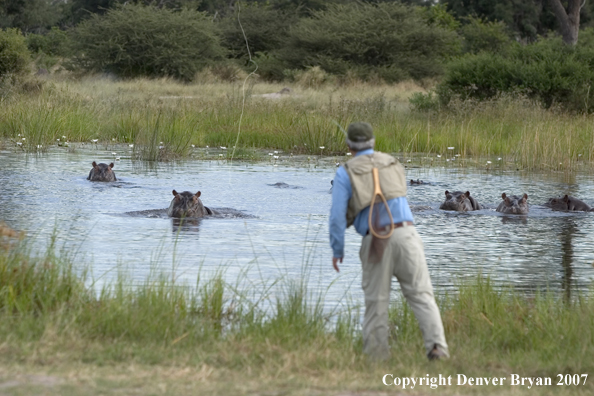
[496,193,528,214]
[544,195,593,212]
[439,191,481,211]
[410,179,425,185]
[167,190,213,218]
[87,161,117,182]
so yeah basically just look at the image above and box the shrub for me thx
[0,28,30,76]
[219,3,297,65]
[278,2,460,83]
[439,35,594,112]
[26,27,72,57]
[71,5,224,81]
[459,17,513,54]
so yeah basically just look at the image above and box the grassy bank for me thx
[2,76,594,170]
[1,226,593,395]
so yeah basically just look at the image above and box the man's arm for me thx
[329,166,351,271]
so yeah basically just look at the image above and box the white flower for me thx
[16,142,22,146]
[319,146,325,149]
[91,139,98,143]
[206,145,209,148]
[112,138,116,141]
[406,159,411,163]
[487,161,492,164]
[17,134,21,137]
[498,158,502,161]
[160,141,163,144]
[455,154,460,157]
[269,153,273,156]
[273,155,279,159]
[578,154,583,157]
[219,154,223,157]
[22,138,26,141]
[112,152,117,156]
[274,151,278,154]
[129,144,134,148]
[220,146,227,150]
[115,157,121,161]
[336,163,340,167]
[446,159,450,162]
[191,144,195,148]
[159,146,164,150]
[447,147,454,150]
[37,145,42,149]
[437,155,441,158]
[346,152,352,156]
[62,135,66,139]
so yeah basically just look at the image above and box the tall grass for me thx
[2,78,594,169]
[1,226,593,394]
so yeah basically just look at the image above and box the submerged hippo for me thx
[410,179,426,185]
[87,161,116,182]
[496,193,528,214]
[167,190,213,218]
[439,191,481,211]
[544,195,593,212]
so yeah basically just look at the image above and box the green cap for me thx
[346,122,375,150]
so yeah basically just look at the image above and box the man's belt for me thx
[366,221,414,235]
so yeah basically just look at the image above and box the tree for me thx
[548,0,584,44]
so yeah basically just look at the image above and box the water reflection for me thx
[560,218,576,301]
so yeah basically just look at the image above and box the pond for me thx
[1,144,594,310]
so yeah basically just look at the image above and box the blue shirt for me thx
[329,149,414,258]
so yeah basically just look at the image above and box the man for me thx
[329,122,449,361]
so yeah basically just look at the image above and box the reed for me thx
[1,77,594,169]
[1,228,593,394]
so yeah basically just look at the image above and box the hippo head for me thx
[544,195,568,211]
[87,161,117,182]
[167,190,208,218]
[497,193,528,214]
[439,190,474,211]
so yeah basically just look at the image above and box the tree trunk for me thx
[548,0,582,45]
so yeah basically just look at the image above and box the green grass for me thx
[1,225,593,395]
[2,77,594,169]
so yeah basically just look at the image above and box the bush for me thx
[219,3,297,65]
[0,28,30,76]
[277,2,460,83]
[459,17,513,54]
[26,27,72,57]
[439,35,594,112]
[71,5,224,81]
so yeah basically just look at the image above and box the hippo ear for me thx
[465,191,471,197]
[523,193,528,200]
[172,189,178,196]
[501,193,507,199]
[563,194,569,202]
[92,161,98,168]
[109,163,114,169]
[445,190,449,196]
[195,191,201,198]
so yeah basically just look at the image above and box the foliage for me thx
[71,4,224,81]
[0,28,30,76]
[26,26,72,57]
[219,3,296,65]
[0,0,63,32]
[459,17,512,54]
[277,2,460,83]
[439,33,594,112]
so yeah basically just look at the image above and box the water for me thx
[1,145,594,311]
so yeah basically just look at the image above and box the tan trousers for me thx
[359,225,449,359]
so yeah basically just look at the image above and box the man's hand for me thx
[332,257,343,272]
